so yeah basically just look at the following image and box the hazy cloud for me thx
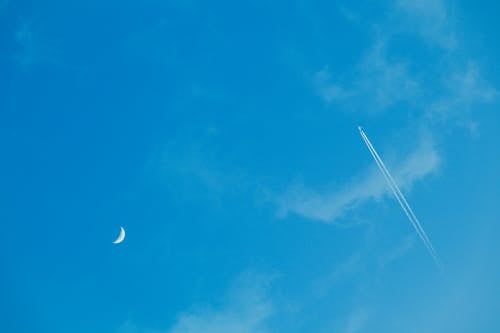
[377,236,416,269]
[314,38,420,111]
[344,308,370,333]
[312,254,362,298]
[317,0,496,120]
[167,273,274,333]
[396,0,457,49]
[429,62,497,120]
[314,67,355,103]
[275,137,440,223]
[117,273,274,333]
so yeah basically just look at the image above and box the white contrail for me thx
[359,130,435,255]
[359,128,438,261]
[358,130,433,252]
[359,128,440,266]
[358,126,442,269]
[359,127,440,267]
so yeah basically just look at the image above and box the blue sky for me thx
[1,0,499,332]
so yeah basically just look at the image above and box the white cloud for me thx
[168,273,274,333]
[118,273,274,333]
[377,236,416,269]
[358,39,420,110]
[396,0,457,49]
[275,137,440,223]
[318,0,496,121]
[344,308,370,333]
[312,254,362,298]
[429,62,497,119]
[150,138,238,195]
[118,322,163,333]
[394,1,497,119]
[314,67,355,103]
[314,38,420,111]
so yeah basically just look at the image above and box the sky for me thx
[1,0,499,332]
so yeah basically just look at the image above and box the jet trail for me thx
[358,126,442,269]
[359,129,435,256]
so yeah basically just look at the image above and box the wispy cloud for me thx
[396,0,457,49]
[118,322,163,333]
[344,308,370,333]
[276,135,440,222]
[167,275,273,333]
[148,135,248,198]
[317,0,496,119]
[357,38,420,110]
[312,254,362,298]
[428,62,497,120]
[377,235,415,270]
[117,273,274,333]
[314,67,355,103]
[301,0,495,226]
[395,0,497,123]
[274,136,439,223]
[314,38,420,111]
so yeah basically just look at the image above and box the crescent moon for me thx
[112,226,126,244]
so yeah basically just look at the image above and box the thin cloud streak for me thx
[396,0,457,50]
[318,0,496,123]
[117,273,274,333]
[275,135,440,224]
[344,308,370,333]
[166,273,274,333]
[314,38,420,112]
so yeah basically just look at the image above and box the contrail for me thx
[359,129,435,255]
[358,126,442,269]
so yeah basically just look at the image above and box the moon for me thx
[112,226,126,244]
